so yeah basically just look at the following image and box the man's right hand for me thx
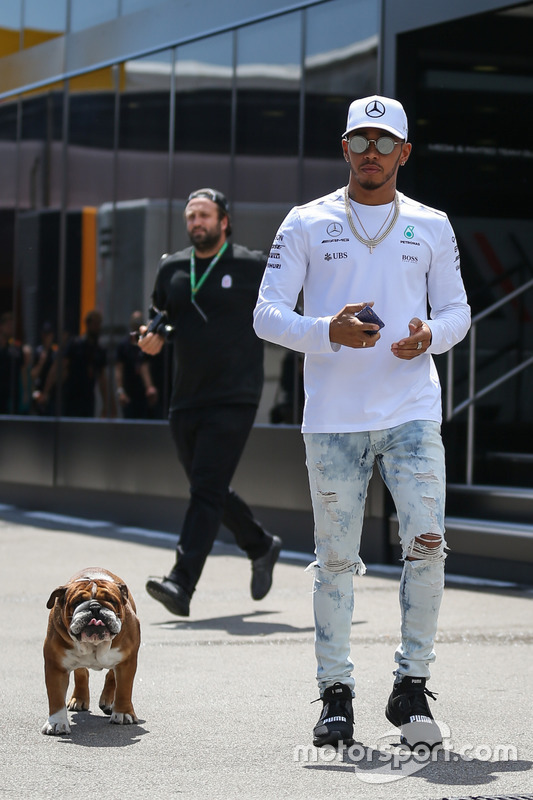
[329,303,381,348]
[137,326,165,355]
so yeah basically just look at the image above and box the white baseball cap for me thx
[343,95,408,140]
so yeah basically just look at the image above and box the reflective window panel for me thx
[118,50,172,196]
[70,0,119,33]
[234,12,302,212]
[303,0,378,200]
[64,72,117,417]
[112,49,172,420]
[172,32,233,215]
[0,0,22,54]
[170,31,233,256]
[23,0,66,47]
[11,88,65,416]
[121,0,165,13]
[0,98,18,414]
[396,3,533,433]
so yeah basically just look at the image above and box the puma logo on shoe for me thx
[312,682,354,748]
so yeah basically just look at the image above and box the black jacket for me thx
[152,242,266,412]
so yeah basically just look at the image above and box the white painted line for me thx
[365,562,517,589]
[280,548,314,563]
[6,509,525,590]
[25,511,109,528]
[118,526,177,543]
[445,573,518,589]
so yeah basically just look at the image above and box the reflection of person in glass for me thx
[115,311,159,419]
[64,310,113,418]
[138,188,282,618]
[269,350,304,425]
[42,310,113,417]
[0,312,24,414]
[254,96,471,750]
[31,322,57,416]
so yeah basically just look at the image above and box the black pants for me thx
[168,404,271,596]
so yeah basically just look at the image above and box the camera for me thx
[146,310,174,339]
[133,309,174,342]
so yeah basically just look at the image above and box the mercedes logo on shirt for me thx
[365,100,386,118]
[327,222,343,237]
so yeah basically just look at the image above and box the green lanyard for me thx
[190,241,228,299]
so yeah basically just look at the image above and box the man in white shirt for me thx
[254,95,470,750]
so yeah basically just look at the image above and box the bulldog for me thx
[42,567,141,736]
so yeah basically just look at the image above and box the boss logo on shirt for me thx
[402,254,418,263]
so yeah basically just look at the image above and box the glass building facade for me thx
[387,1,533,483]
[0,0,379,422]
[1,0,532,459]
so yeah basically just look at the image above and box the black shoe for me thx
[251,535,282,600]
[385,676,442,749]
[312,682,354,748]
[146,577,190,617]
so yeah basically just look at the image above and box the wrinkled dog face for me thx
[68,583,123,644]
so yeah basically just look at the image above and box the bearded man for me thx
[139,188,282,617]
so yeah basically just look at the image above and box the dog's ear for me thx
[118,584,130,603]
[46,586,67,609]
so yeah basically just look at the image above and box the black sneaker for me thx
[312,682,354,748]
[385,676,442,749]
[251,535,282,600]
[146,577,190,617]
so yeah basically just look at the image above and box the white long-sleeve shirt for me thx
[253,187,471,433]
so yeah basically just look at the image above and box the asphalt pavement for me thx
[0,501,532,800]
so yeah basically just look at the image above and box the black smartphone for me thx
[356,305,385,335]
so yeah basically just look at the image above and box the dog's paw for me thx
[109,710,138,725]
[42,710,71,735]
[67,696,89,712]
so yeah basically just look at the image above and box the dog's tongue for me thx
[88,618,104,626]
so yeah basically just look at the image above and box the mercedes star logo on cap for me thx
[365,100,386,118]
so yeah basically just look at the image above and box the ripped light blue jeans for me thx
[304,420,447,694]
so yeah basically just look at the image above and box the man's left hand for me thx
[391,318,431,360]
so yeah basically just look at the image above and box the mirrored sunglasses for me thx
[348,135,401,155]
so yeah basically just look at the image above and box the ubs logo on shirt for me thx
[324,252,348,261]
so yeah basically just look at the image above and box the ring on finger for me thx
[416,341,423,350]
[362,341,366,348]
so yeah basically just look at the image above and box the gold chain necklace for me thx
[344,185,400,254]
